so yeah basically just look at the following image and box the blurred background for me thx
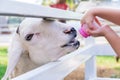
[0,0,120,80]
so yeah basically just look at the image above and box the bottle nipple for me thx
[79,24,90,38]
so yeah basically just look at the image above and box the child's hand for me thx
[87,24,111,37]
[81,9,96,29]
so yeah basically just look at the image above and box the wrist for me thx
[102,25,114,37]
[89,7,103,17]
[89,8,98,17]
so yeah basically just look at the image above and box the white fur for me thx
[2,18,79,80]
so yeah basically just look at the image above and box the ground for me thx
[65,64,120,80]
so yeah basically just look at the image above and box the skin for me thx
[81,7,120,57]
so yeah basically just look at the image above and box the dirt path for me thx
[65,65,120,80]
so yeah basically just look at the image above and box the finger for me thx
[94,17,101,26]
[87,29,98,36]
[80,18,86,24]
[86,21,94,29]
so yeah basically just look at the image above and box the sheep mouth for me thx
[61,38,80,48]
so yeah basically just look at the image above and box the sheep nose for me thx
[64,27,77,37]
[64,27,76,34]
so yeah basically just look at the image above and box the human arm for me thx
[103,26,120,57]
[81,7,120,27]
[87,24,120,57]
[106,30,120,61]
[81,7,120,57]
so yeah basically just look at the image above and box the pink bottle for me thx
[79,18,101,38]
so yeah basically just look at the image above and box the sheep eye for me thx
[25,34,34,41]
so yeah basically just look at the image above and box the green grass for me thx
[0,65,7,79]
[0,46,8,79]
[0,47,120,79]
[97,56,120,68]
[0,46,8,55]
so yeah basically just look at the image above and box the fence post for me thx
[84,37,97,80]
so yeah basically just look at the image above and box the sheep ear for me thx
[43,18,54,21]
[2,33,24,80]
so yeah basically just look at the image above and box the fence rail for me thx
[11,43,118,80]
[0,0,82,20]
[12,46,93,80]
[0,0,119,80]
